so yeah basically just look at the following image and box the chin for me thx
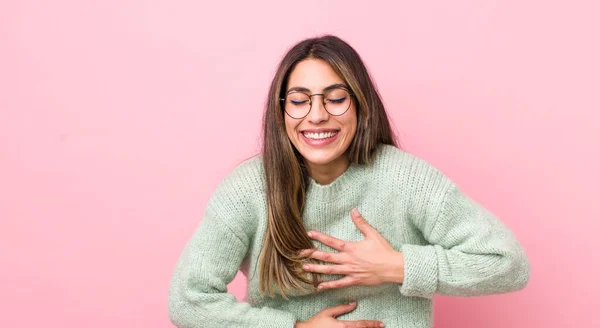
[302,155,334,166]
[297,148,345,167]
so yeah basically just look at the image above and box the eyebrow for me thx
[286,83,348,94]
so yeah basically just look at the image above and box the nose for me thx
[307,95,329,124]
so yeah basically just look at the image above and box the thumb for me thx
[323,301,357,317]
[351,208,373,237]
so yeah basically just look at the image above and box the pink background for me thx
[1,1,599,327]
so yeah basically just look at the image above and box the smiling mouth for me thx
[301,130,340,140]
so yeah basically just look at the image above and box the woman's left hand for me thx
[299,208,405,291]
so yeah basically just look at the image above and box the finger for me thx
[322,301,357,317]
[317,276,359,290]
[297,248,316,258]
[304,250,345,264]
[351,208,375,237]
[340,320,385,328]
[307,230,349,251]
[303,263,349,275]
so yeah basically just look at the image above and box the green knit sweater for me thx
[167,144,530,328]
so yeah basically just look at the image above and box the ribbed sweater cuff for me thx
[399,244,438,299]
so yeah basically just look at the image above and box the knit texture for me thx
[167,144,530,328]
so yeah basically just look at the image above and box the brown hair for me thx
[260,34,398,298]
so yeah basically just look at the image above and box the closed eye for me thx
[327,97,346,103]
[291,100,309,105]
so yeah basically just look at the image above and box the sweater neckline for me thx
[305,162,362,203]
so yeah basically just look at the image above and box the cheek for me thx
[343,108,358,134]
[284,117,298,140]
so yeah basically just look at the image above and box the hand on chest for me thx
[300,207,407,300]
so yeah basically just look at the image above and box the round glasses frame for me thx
[279,88,355,119]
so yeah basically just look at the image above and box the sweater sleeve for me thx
[399,182,531,299]
[167,206,297,328]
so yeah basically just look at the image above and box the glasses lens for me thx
[284,92,311,118]
[324,88,351,115]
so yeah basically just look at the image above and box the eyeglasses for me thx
[280,87,354,119]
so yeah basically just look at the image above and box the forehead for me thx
[287,58,344,92]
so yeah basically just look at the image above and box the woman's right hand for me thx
[294,302,384,328]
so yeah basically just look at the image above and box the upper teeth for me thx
[303,131,338,139]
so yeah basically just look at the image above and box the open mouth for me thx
[301,130,340,140]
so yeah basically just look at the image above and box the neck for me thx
[306,154,350,185]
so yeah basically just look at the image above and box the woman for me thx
[167,35,530,328]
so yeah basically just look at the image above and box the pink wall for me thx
[2,1,598,327]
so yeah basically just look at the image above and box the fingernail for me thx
[348,301,356,306]
[379,323,385,327]
[317,285,324,290]
[307,231,313,237]
[303,264,309,270]
[351,208,359,217]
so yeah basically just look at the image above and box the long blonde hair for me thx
[260,35,398,298]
